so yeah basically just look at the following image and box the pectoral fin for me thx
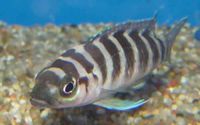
[93,97,148,111]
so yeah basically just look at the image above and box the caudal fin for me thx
[165,17,187,48]
[164,17,187,62]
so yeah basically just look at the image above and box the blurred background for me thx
[0,0,200,26]
[0,1,200,125]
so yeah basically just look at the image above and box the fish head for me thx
[30,67,86,108]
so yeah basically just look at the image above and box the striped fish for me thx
[30,17,187,110]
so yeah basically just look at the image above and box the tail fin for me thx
[165,17,187,62]
[165,17,187,48]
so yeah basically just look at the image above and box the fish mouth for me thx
[30,98,50,108]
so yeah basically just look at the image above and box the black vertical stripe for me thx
[78,76,89,93]
[84,43,107,84]
[113,30,135,77]
[36,70,61,86]
[51,59,79,80]
[129,30,149,72]
[155,37,166,61]
[61,49,94,73]
[142,30,159,66]
[99,35,121,81]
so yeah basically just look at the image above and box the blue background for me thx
[0,0,200,26]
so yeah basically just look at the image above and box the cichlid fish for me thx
[30,17,187,110]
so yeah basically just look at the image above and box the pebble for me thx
[70,115,88,125]
[176,117,186,125]
[143,114,154,119]
[96,108,106,114]
[194,113,200,121]
[40,109,50,120]
[24,116,33,125]
[180,76,189,85]
[192,98,200,103]
[19,99,26,105]
[133,117,142,124]
[163,98,172,106]
[172,104,178,110]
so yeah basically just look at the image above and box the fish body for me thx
[30,17,187,110]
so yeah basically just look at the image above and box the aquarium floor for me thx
[0,22,199,125]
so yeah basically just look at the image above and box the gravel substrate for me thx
[0,21,199,125]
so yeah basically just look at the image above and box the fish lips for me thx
[30,98,51,108]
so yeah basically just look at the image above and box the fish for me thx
[30,16,187,110]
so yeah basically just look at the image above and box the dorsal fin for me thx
[88,16,157,42]
[116,17,156,32]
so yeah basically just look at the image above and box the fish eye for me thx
[62,81,75,95]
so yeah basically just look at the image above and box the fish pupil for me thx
[63,82,74,94]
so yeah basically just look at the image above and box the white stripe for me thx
[108,35,126,88]
[93,39,113,89]
[123,32,140,80]
[139,31,153,73]
[46,67,66,79]
[74,45,103,84]
[58,56,87,77]
[150,34,162,63]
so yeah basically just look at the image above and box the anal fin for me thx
[93,98,148,111]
